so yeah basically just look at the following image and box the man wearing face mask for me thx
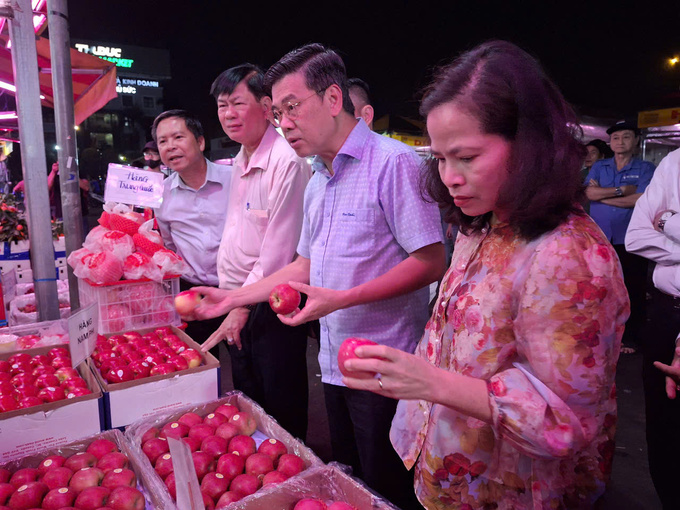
[142,141,169,176]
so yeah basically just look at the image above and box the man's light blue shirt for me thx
[298,120,443,386]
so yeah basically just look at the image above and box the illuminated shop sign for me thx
[115,78,160,95]
[74,43,134,68]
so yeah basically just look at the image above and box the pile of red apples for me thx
[90,327,202,384]
[141,403,307,509]
[0,349,92,413]
[0,437,145,509]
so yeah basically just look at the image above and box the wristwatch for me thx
[614,187,623,197]
[658,211,676,232]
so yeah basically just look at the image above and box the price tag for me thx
[104,163,164,208]
[68,303,98,368]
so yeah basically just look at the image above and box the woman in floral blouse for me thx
[342,41,630,509]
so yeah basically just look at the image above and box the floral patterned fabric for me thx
[390,214,629,509]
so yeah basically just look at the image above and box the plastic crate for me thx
[78,276,180,334]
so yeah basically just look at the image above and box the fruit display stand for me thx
[90,326,219,430]
[0,429,155,509]
[78,276,180,334]
[124,391,324,509]
[0,318,69,352]
[229,464,399,510]
[0,346,104,463]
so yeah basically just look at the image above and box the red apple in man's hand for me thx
[269,284,301,315]
[337,337,379,379]
[174,290,202,315]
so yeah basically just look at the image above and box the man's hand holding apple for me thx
[277,281,345,327]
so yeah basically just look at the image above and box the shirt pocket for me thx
[336,208,376,257]
[240,209,268,257]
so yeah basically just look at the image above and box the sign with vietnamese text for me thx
[68,303,98,368]
[638,108,680,128]
[104,164,164,208]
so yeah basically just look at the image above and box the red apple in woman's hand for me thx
[174,290,202,315]
[337,337,379,379]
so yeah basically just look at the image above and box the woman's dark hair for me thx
[420,40,586,240]
[210,64,266,101]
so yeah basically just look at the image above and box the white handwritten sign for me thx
[104,164,164,208]
[68,303,98,368]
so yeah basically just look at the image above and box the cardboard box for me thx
[0,347,104,463]
[124,391,325,510]
[0,429,155,509]
[91,326,219,429]
[231,464,399,509]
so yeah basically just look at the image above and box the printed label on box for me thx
[68,303,98,367]
[104,163,164,208]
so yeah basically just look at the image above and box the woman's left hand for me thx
[342,344,439,401]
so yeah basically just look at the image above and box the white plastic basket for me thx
[78,276,180,334]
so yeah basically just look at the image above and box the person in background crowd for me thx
[141,140,169,176]
[581,139,612,214]
[0,151,9,194]
[585,119,655,354]
[343,40,629,509]
[152,109,232,349]
[205,63,312,440]
[193,43,445,509]
[348,77,374,129]
[625,147,680,510]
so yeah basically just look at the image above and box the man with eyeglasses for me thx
[188,44,444,509]
[204,64,312,440]
[585,119,655,355]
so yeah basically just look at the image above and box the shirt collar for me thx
[234,124,279,177]
[311,119,368,177]
[169,158,222,191]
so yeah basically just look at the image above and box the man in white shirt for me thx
[208,64,312,439]
[625,147,680,510]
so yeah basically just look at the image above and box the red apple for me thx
[142,438,169,464]
[107,486,145,510]
[31,364,56,377]
[269,284,301,315]
[277,453,305,477]
[154,453,174,479]
[164,473,176,499]
[48,347,70,360]
[227,435,256,458]
[35,373,60,389]
[258,438,287,462]
[140,427,159,444]
[87,439,119,460]
[97,452,129,473]
[214,423,239,443]
[245,453,274,477]
[101,468,136,489]
[228,473,260,497]
[177,412,203,428]
[174,289,202,315]
[213,404,239,420]
[149,363,176,376]
[9,468,39,489]
[216,491,242,507]
[337,337,379,379]
[188,423,215,443]
[73,485,110,509]
[203,412,227,429]
[201,472,229,502]
[294,498,327,510]
[108,335,128,345]
[127,360,151,379]
[61,377,88,392]
[0,469,10,483]
[10,373,35,387]
[121,351,142,364]
[0,372,10,384]
[7,481,49,508]
[0,395,18,412]
[7,353,31,365]
[13,384,37,399]
[161,421,190,440]
[38,455,66,475]
[67,387,92,398]
[216,452,244,480]
[179,348,201,369]
[154,326,174,339]
[105,367,135,384]
[203,492,216,510]
[17,396,43,408]
[64,452,98,471]
[54,367,80,382]
[122,331,142,341]
[0,483,13,505]
[328,502,358,510]
[262,470,289,486]
[192,451,215,482]
[201,435,228,458]
[41,467,74,489]
[166,355,188,371]
[42,486,77,509]
[69,467,105,492]
[0,360,9,373]
[37,385,67,402]
[228,412,257,436]
[141,354,164,367]
[51,357,72,370]
[181,436,201,452]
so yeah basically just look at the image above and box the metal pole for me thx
[47,0,81,309]
[8,0,59,320]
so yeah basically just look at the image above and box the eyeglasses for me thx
[271,90,324,127]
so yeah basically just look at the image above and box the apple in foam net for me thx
[269,283,301,315]
[337,337,379,379]
[174,289,202,315]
